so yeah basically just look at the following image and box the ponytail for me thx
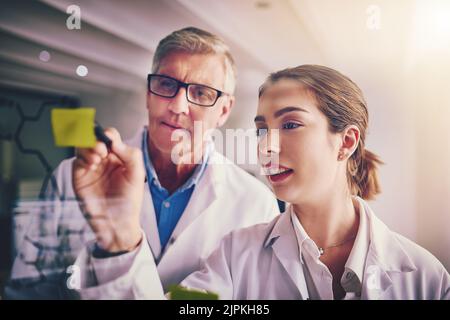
[349,147,384,200]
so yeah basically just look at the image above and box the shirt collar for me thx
[142,126,212,192]
[341,197,370,292]
[289,206,320,263]
[289,197,370,293]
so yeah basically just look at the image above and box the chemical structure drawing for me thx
[0,95,78,198]
[1,95,94,285]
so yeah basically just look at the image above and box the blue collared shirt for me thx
[142,127,210,249]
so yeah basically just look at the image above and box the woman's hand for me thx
[72,127,145,253]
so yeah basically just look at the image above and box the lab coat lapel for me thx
[361,250,394,299]
[140,183,161,259]
[267,212,309,300]
[126,127,162,259]
[158,152,224,265]
[169,152,223,240]
[359,199,417,299]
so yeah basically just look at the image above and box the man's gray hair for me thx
[151,27,236,94]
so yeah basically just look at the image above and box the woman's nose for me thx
[258,129,280,155]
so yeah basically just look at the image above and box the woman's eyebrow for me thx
[274,106,309,118]
[254,106,309,123]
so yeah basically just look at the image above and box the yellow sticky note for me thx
[51,108,96,147]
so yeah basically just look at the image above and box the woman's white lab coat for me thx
[76,197,450,300]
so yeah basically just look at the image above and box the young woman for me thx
[175,64,449,300]
[77,65,449,300]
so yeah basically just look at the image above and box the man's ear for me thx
[216,95,235,128]
[339,125,360,160]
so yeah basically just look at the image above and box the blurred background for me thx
[1,0,449,294]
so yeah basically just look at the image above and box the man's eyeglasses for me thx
[147,74,229,107]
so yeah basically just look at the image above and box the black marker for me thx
[94,122,147,183]
[94,122,112,151]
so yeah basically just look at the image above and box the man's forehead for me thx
[157,51,227,87]
[158,52,225,73]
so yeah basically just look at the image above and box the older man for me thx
[6,27,279,299]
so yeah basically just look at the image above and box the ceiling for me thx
[1,0,449,125]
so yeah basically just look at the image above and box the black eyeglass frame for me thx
[147,74,230,107]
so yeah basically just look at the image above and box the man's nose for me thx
[167,87,190,115]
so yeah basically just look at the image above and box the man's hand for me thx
[72,127,145,253]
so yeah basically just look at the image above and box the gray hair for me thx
[151,27,236,94]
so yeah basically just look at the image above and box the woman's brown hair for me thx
[259,65,383,200]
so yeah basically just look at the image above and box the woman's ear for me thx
[338,125,360,160]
